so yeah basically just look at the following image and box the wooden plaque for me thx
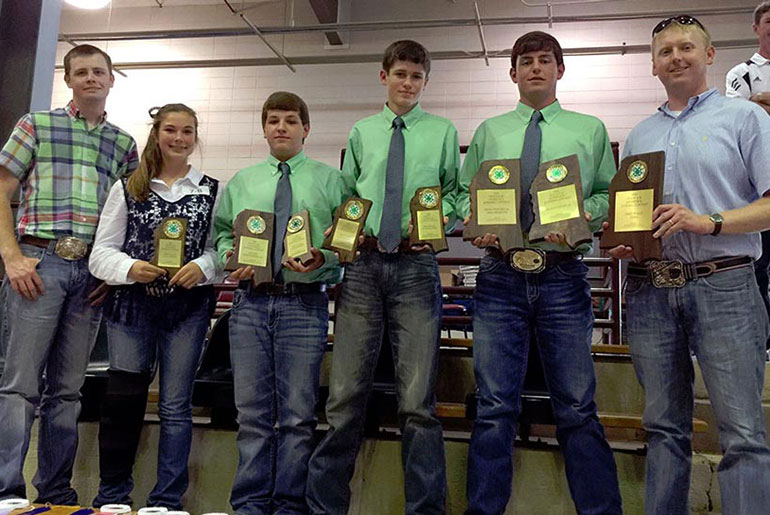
[322,196,372,263]
[463,159,524,253]
[600,151,665,262]
[528,154,593,249]
[151,217,187,277]
[224,209,274,286]
[409,186,448,253]
[282,209,314,265]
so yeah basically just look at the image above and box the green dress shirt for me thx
[214,151,343,284]
[341,103,460,239]
[458,100,616,253]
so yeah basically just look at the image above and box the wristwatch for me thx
[709,213,723,236]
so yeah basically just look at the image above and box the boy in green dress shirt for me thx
[214,91,342,515]
[306,39,460,515]
[457,31,622,514]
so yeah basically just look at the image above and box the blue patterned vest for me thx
[104,175,219,328]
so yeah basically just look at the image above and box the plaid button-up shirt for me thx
[0,101,139,243]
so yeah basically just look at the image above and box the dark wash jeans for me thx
[466,255,622,515]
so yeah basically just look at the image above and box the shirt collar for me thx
[381,102,424,130]
[751,52,770,66]
[65,100,107,125]
[514,99,562,124]
[149,165,204,188]
[267,150,307,176]
[658,88,718,118]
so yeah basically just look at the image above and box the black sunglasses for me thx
[652,15,706,37]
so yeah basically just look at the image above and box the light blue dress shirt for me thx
[623,88,770,262]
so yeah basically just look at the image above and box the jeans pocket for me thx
[231,288,246,310]
[700,266,752,293]
[478,255,505,274]
[19,243,46,267]
[624,276,648,296]
[553,260,588,278]
[296,291,329,312]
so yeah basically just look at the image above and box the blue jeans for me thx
[0,243,102,504]
[307,250,446,515]
[93,299,210,509]
[625,264,770,515]
[467,256,622,515]
[229,285,329,515]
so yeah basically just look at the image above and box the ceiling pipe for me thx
[473,2,489,67]
[59,5,754,42]
[52,38,756,71]
[222,0,296,72]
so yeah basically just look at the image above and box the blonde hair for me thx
[652,21,712,54]
[126,103,199,201]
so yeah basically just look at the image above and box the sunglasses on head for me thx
[652,15,705,37]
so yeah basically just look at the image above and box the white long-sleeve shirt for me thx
[89,166,223,286]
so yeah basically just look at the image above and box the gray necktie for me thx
[273,162,292,278]
[520,110,542,231]
[379,116,406,252]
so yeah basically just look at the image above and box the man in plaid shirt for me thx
[0,44,138,504]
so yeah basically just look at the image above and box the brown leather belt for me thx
[486,247,581,273]
[20,235,91,261]
[627,256,752,288]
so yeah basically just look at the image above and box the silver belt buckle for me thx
[649,260,686,288]
[54,237,88,261]
[509,249,546,273]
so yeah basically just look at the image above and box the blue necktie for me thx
[379,116,406,252]
[520,110,542,232]
[273,162,292,278]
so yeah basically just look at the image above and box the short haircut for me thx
[511,31,564,68]
[755,1,770,25]
[651,20,712,53]
[382,40,431,76]
[63,44,113,76]
[261,91,310,127]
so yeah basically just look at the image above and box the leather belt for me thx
[242,281,327,296]
[359,235,428,254]
[20,235,91,261]
[627,256,752,288]
[486,247,580,273]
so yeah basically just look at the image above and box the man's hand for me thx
[169,262,205,289]
[601,221,635,260]
[224,249,255,281]
[87,281,109,307]
[751,92,770,106]
[652,204,713,238]
[283,248,325,273]
[463,215,499,249]
[127,261,166,284]
[6,253,44,301]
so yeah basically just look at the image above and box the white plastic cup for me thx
[137,509,168,515]
[99,505,132,514]
[0,500,30,510]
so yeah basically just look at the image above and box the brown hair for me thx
[382,40,431,76]
[126,104,199,202]
[756,2,770,25]
[261,91,310,128]
[63,44,113,76]
[510,31,564,68]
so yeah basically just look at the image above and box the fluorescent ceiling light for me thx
[64,0,112,9]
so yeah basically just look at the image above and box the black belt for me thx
[360,236,431,254]
[627,256,752,288]
[486,247,580,273]
[241,281,327,296]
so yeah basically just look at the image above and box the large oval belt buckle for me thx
[509,249,546,273]
[54,236,88,261]
[649,260,686,288]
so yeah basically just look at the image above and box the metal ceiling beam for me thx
[59,5,754,42]
[52,38,756,70]
[307,0,343,45]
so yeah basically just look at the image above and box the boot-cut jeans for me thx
[466,255,622,515]
[229,284,329,515]
[307,249,447,515]
[93,300,210,509]
[625,264,770,515]
[0,243,102,504]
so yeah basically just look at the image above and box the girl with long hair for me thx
[89,103,221,509]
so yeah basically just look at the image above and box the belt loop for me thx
[46,240,57,255]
